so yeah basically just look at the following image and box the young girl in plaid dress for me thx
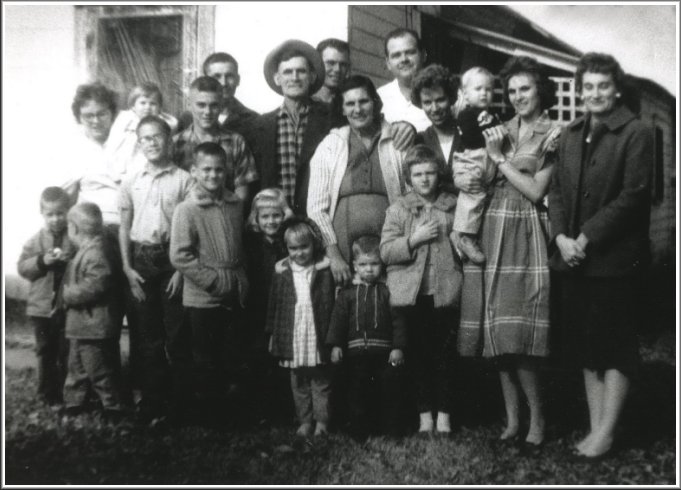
[266,217,335,437]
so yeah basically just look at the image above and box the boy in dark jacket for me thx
[17,187,76,405]
[326,235,407,440]
[62,202,124,419]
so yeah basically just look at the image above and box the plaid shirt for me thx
[172,125,258,191]
[276,104,309,206]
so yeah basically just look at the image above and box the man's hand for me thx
[390,121,416,151]
[331,347,343,364]
[326,245,352,286]
[165,270,183,298]
[388,349,404,366]
[124,266,146,302]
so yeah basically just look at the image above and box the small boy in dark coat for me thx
[62,202,124,419]
[326,235,407,440]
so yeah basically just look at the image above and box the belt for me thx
[133,242,170,252]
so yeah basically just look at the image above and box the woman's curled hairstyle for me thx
[500,56,557,112]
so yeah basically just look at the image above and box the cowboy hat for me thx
[263,39,325,96]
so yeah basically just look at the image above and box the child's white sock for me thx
[419,411,434,432]
[314,421,328,436]
[436,411,451,433]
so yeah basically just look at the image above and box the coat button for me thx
[583,191,590,198]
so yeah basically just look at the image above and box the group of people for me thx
[18,27,653,462]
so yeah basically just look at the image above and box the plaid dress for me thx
[279,262,321,368]
[458,114,557,358]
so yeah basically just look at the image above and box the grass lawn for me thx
[4,298,676,485]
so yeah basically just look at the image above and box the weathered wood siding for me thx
[640,92,676,266]
[348,5,435,87]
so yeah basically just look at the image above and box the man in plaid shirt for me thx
[173,76,258,202]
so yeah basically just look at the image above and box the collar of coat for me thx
[401,190,457,213]
[274,256,330,274]
[190,187,240,208]
[566,104,636,132]
[351,274,386,286]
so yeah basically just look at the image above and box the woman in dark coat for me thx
[549,52,653,459]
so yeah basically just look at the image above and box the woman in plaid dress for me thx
[457,56,560,448]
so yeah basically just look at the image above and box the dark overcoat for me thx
[548,104,653,276]
[241,100,334,215]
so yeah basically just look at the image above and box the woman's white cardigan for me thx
[307,120,407,247]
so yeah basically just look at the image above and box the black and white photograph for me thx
[3,2,677,485]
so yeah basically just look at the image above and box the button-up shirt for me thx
[172,124,258,191]
[377,79,431,132]
[276,103,309,206]
[119,163,193,244]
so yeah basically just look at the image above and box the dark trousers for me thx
[403,296,457,414]
[30,315,68,402]
[63,338,121,410]
[346,353,405,436]
[130,243,188,413]
[103,225,134,400]
[187,306,242,407]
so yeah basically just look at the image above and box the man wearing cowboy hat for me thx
[240,39,334,216]
[242,39,416,216]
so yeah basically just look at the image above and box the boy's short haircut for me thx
[246,187,294,232]
[127,81,163,108]
[68,202,104,236]
[411,64,457,108]
[402,144,449,187]
[136,115,171,137]
[316,38,350,56]
[384,28,422,56]
[351,235,381,261]
[40,186,71,210]
[461,66,494,90]
[202,52,239,75]
[190,76,223,94]
[193,141,228,167]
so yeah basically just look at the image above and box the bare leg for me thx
[580,368,630,457]
[517,358,545,445]
[499,369,520,440]
[576,369,605,452]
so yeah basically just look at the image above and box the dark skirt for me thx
[553,274,641,374]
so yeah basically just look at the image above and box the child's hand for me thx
[43,250,59,266]
[409,220,439,248]
[331,347,343,364]
[124,266,146,302]
[165,270,183,298]
[388,349,404,367]
[543,126,562,154]
[477,110,494,127]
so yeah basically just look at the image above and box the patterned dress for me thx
[458,113,557,358]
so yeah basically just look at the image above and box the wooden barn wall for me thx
[639,92,676,266]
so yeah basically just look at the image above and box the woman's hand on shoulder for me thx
[326,244,352,286]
